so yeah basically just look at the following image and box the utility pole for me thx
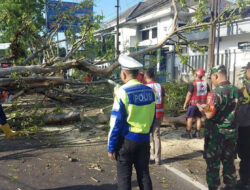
[216,0,221,65]
[208,0,218,70]
[115,0,120,58]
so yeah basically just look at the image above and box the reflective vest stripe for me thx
[146,81,165,118]
[156,108,164,112]
[242,84,250,104]
[108,79,156,153]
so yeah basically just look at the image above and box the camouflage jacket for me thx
[205,81,241,138]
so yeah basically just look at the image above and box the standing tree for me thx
[0,0,45,63]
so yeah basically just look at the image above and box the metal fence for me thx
[178,49,250,86]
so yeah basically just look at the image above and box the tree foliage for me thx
[0,0,45,63]
[0,0,248,129]
[0,0,249,87]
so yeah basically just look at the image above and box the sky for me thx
[94,0,143,22]
[64,0,144,22]
[53,0,143,46]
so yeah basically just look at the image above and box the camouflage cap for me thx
[208,65,227,78]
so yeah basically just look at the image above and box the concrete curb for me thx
[163,164,208,190]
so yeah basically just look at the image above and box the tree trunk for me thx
[0,77,64,89]
[44,111,83,124]
[162,114,186,127]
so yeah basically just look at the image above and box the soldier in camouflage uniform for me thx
[197,65,241,190]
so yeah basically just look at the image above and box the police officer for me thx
[182,68,209,139]
[108,54,155,190]
[236,62,250,190]
[197,65,241,190]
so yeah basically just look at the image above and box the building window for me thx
[152,28,157,38]
[142,30,149,40]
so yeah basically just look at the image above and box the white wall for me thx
[219,33,250,51]
[186,22,250,69]
[136,7,172,24]
[216,33,250,68]
[119,26,137,53]
[158,16,173,41]
[112,5,173,52]
[220,19,250,37]
[137,16,174,48]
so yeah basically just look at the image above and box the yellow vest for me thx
[242,84,250,104]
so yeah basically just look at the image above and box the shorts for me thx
[186,105,202,118]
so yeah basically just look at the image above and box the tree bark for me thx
[44,111,83,124]
[162,114,186,127]
[0,77,64,89]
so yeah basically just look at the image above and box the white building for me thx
[179,6,250,86]
[101,0,175,53]
[100,0,250,85]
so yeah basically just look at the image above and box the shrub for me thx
[162,82,189,112]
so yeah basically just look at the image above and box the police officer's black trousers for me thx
[238,126,250,183]
[116,138,152,190]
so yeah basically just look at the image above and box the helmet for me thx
[195,68,205,77]
[139,70,144,75]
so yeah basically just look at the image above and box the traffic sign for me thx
[46,0,93,32]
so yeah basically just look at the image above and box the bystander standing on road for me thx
[144,68,165,165]
[197,65,241,190]
[107,54,155,190]
[236,62,250,190]
[182,68,209,139]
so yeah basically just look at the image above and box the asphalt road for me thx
[0,134,206,190]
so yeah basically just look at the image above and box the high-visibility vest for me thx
[146,80,164,118]
[108,79,156,153]
[242,83,250,104]
[190,79,208,106]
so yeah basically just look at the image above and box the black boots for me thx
[181,130,202,139]
[193,130,202,138]
[181,130,192,139]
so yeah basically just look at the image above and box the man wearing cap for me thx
[197,65,241,190]
[182,68,209,139]
[236,62,250,190]
[108,54,155,190]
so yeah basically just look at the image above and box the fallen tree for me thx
[162,114,186,128]
[0,0,248,127]
[0,0,247,92]
[162,114,206,128]
[44,111,83,125]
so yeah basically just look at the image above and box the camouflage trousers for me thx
[204,133,237,189]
